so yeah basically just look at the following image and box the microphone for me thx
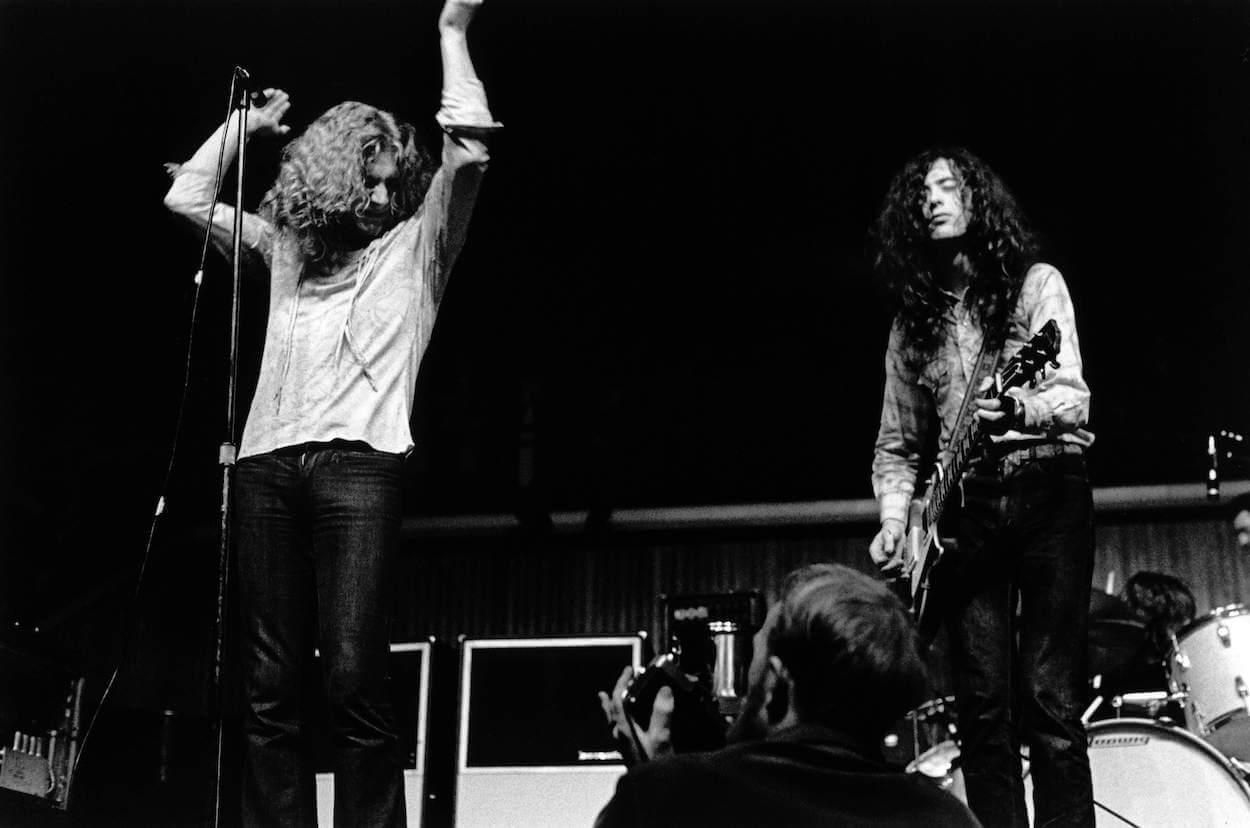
[232,66,269,107]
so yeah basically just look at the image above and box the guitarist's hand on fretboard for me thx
[974,388,1025,436]
[869,517,907,573]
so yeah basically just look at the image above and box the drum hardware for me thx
[1187,697,1210,734]
[1081,694,1104,725]
[1109,690,1186,723]
[902,697,961,783]
[1220,623,1233,647]
[1083,673,1111,725]
[1168,672,1210,733]
[1112,690,1185,707]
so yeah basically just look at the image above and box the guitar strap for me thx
[943,328,1003,469]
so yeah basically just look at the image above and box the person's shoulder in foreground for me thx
[597,723,980,827]
[594,562,981,828]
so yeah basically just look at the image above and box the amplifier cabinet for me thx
[454,635,644,828]
[311,639,455,827]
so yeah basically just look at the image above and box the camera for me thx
[624,652,727,754]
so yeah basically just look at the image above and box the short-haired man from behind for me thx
[594,564,981,828]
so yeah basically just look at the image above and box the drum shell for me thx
[1170,603,1250,759]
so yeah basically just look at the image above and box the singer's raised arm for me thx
[162,89,293,269]
[415,0,502,305]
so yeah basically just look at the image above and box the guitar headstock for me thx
[1004,319,1062,390]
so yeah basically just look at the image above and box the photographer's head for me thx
[731,563,928,744]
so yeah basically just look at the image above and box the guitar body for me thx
[904,498,956,649]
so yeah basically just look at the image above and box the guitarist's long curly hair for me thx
[869,147,1041,355]
[260,101,434,263]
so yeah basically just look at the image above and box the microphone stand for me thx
[211,68,250,828]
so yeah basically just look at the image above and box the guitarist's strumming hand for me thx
[869,517,907,573]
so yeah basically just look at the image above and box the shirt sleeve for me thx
[1004,264,1094,444]
[163,165,275,271]
[871,323,932,526]
[414,33,500,306]
[415,133,490,307]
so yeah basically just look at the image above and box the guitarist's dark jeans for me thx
[944,451,1095,828]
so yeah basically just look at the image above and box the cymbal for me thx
[1089,590,1134,621]
[1087,617,1147,679]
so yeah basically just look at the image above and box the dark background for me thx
[1,0,1248,689]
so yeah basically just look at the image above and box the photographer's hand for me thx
[597,666,675,766]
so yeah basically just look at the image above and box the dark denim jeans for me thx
[234,442,407,828]
[943,453,1095,828]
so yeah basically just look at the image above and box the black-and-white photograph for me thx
[3,0,1250,825]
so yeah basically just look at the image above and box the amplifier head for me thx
[657,591,765,684]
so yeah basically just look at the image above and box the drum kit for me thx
[889,603,1250,826]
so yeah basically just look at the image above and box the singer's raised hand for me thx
[439,0,483,34]
[247,89,292,138]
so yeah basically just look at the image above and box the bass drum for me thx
[1026,719,1250,827]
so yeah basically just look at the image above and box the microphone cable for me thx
[69,67,250,795]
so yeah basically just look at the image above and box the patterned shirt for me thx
[871,263,1094,526]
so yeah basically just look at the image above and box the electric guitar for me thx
[902,319,1062,644]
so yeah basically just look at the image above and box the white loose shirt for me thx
[165,80,497,459]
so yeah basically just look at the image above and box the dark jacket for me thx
[594,723,981,827]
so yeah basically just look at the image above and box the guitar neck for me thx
[920,351,1037,530]
[922,412,982,531]
[913,319,1059,537]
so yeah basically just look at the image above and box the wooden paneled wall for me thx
[391,503,1250,646]
[1093,514,1250,616]
[88,486,1250,715]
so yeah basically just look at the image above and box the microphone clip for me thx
[232,67,268,110]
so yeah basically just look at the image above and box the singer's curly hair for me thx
[260,101,434,261]
[868,147,1041,355]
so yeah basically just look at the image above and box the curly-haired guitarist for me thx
[867,147,1095,828]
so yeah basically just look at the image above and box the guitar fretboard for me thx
[919,351,1034,532]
